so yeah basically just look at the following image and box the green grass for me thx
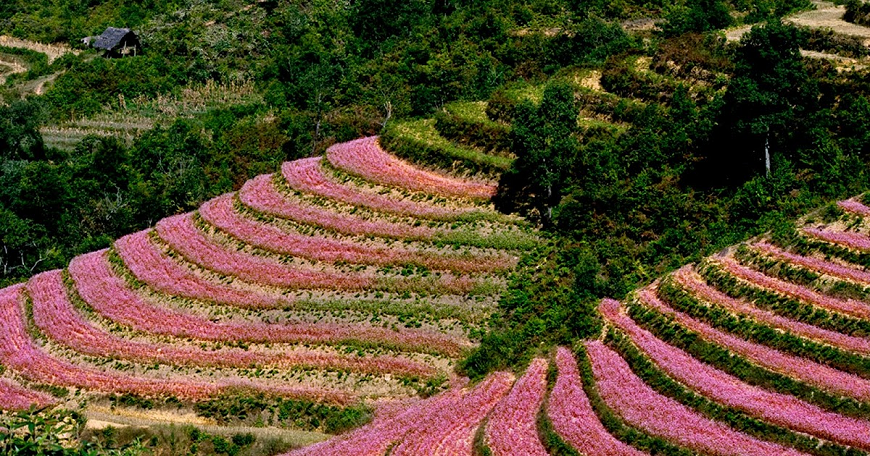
[382,119,514,175]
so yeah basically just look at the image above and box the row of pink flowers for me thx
[601,298,870,450]
[0,378,55,411]
[283,157,481,221]
[390,371,515,455]
[547,346,644,456]
[285,384,469,456]
[587,339,807,456]
[115,230,291,309]
[673,266,870,355]
[484,358,549,456]
[68,250,470,357]
[0,284,349,403]
[160,212,491,295]
[200,193,513,274]
[753,241,870,284]
[838,199,870,217]
[239,174,438,241]
[638,287,870,402]
[26,269,435,378]
[325,136,496,200]
[715,257,870,320]
[803,227,870,251]
[157,213,375,291]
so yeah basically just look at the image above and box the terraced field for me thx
[0,133,537,448]
[9,60,870,454]
[278,192,870,454]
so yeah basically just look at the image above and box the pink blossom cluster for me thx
[200,194,512,274]
[325,136,496,200]
[716,257,870,320]
[68,251,470,356]
[1,283,350,403]
[838,199,870,217]
[600,298,870,450]
[0,378,55,411]
[484,358,548,456]
[115,230,287,309]
[803,227,870,251]
[673,266,870,355]
[283,157,477,220]
[157,213,375,291]
[239,174,437,240]
[161,211,489,295]
[390,371,515,455]
[26,270,435,378]
[547,346,643,456]
[284,385,469,456]
[754,241,870,284]
[586,340,807,456]
[638,287,870,402]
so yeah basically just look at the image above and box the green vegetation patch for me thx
[194,393,373,435]
[380,119,513,178]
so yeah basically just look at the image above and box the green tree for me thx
[497,81,579,226]
[0,100,46,161]
[715,20,818,181]
[662,0,733,37]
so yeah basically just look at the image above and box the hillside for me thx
[0,134,534,451]
[273,194,870,455]
[11,0,870,454]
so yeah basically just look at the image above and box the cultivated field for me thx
[0,134,538,452]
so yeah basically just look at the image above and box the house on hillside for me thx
[82,27,140,57]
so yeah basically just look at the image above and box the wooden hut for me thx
[87,27,141,57]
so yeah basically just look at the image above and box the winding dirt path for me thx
[85,406,331,445]
[0,35,79,63]
[726,1,870,42]
[0,57,26,84]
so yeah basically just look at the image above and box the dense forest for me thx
[5,0,870,452]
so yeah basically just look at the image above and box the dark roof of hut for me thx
[92,27,135,51]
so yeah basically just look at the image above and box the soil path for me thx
[0,57,26,84]
[85,407,331,445]
[786,1,870,39]
[0,35,79,63]
[726,1,870,42]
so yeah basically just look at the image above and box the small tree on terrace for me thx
[497,81,579,227]
[714,20,818,182]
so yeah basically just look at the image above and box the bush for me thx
[546,18,638,70]
[661,0,733,37]
[845,0,870,25]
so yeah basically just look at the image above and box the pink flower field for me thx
[26,269,435,377]
[282,156,484,220]
[0,135,532,442]
[484,358,548,456]
[389,371,515,455]
[638,287,870,402]
[673,266,870,355]
[326,136,497,200]
[239,174,439,240]
[548,346,644,456]
[803,226,870,250]
[715,256,870,320]
[0,378,55,411]
[115,230,290,309]
[838,198,870,217]
[19,134,870,454]
[200,193,513,274]
[600,298,870,450]
[753,241,870,284]
[68,250,471,356]
[587,340,807,456]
